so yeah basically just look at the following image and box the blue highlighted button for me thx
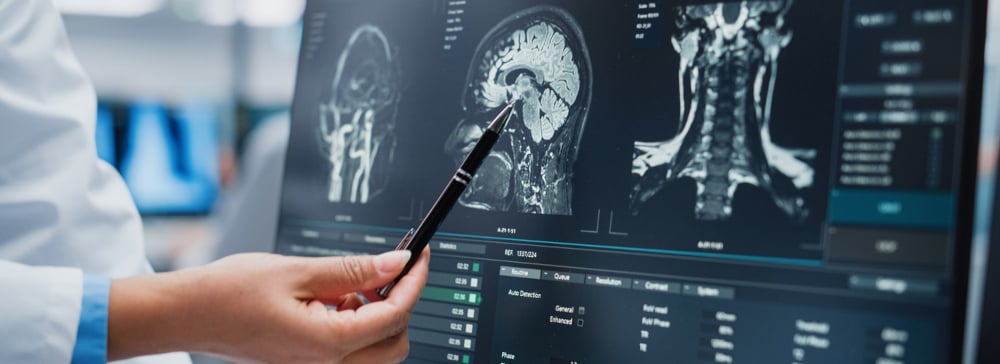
[877,201,903,215]
[828,189,955,228]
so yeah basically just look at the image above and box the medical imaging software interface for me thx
[276,0,981,362]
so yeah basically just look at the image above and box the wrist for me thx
[107,268,204,360]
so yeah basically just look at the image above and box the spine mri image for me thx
[444,6,592,215]
[631,0,816,221]
[318,25,401,204]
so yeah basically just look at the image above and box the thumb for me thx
[300,250,411,300]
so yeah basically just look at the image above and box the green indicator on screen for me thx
[420,286,482,306]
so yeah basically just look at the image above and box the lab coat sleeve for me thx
[0,1,191,363]
[0,0,102,361]
[0,260,83,364]
[73,275,111,364]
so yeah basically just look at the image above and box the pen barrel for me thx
[391,172,467,286]
[395,131,500,274]
[379,129,503,298]
[459,130,500,175]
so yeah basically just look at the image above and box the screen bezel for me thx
[952,0,990,362]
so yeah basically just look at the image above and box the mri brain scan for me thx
[631,0,816,221]
[319,25,401,204]
[444,5,592,215]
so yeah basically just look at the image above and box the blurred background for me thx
[51,0,1000,362]
[57,0,302,272]
[57,2,302,362]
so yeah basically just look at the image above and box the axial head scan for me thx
[319,25,401,204]
[445,5,592,215]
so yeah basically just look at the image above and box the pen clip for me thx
[394,228,417,250]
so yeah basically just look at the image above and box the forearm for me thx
[107,268,205,360]
[104,251,427,363]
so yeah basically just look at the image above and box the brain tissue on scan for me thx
[445,5,592,215]
[630,0,816,221]
[319,25,401,204]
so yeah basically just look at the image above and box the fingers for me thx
[358,247,430,303]
[299,250,412,300]
[330,248,430,352]
[336,293,364,312]
[381,247,430,307]
[341,332,410,364]
[359,288,384,304]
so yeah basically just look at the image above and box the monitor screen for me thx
[276,0,987,362]
[97,101,220,215]
[95,104,116,165]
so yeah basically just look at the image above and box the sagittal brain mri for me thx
[631,0,815,221]
[444,6,592,215]
[319,25,401,204]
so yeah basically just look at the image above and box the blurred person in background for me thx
[0,1,428,363]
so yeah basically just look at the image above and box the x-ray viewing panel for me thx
[277,0,987,363]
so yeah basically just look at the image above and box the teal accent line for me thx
[283,219,823,267]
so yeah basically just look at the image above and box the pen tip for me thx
[488,103,514,133]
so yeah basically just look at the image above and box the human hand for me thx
[108,248,430,364]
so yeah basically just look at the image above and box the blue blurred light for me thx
[95,104,116,165]
[119,101,219,214]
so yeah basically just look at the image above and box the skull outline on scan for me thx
[444,5,592,215]
[319,25,401,204]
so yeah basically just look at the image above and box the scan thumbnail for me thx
[318,25,402,204]
[444,5,592,215]
[631,0,816,221]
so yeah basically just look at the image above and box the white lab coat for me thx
[0,0,190,363]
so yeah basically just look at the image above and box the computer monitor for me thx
[95,104,116,165]
[276,0,989,362]
[97,101,221,215]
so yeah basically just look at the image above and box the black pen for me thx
[377,102,515,298]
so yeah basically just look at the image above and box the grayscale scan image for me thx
[630,0,815,221]
[318,25,401,204]
[444,5,592,215]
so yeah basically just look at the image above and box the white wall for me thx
[61,12,298,107]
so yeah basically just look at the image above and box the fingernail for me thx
[374,250,411,273]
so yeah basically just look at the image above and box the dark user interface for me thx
[276,0,979,362]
